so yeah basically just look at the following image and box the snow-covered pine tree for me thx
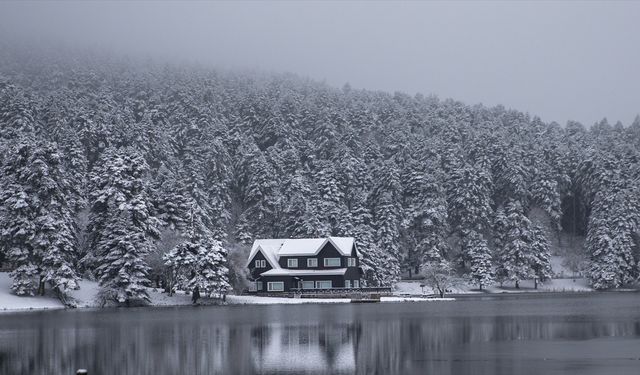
[153,161,190,232]
[233,140,280,242]
[281,172,327,237]
[0,141,80,296]
[446,161,493,270]
[349,194,386,285]
[492,207,509,286]
[163,205,230,297]
[462,229,494,290]
[370,160,402,284]
[586,189,639,289]
[491,142,530,208]
[530,224,553,289]
[495,201,536,288]
[400,153,449,275]
[89,147,160,304]
[314,160,348,235]
[0,85,37,140]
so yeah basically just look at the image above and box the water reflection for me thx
[1,294,639,375]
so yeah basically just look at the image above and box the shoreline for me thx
[0,294,457,314]
[1,272,637,313]
[4,288,640,314]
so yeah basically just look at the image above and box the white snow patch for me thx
[67,279,101,307]
[0,273,64,312]
[278,238,326,256]
[394,281,481,296]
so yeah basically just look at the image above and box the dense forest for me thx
[0,47,639,303]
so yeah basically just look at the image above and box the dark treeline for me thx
[0,48,639,303]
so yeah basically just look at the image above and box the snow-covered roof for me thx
[278,238,326,256]
[247,237,357,269]
[260,268,348,277]
[248,239,284,269]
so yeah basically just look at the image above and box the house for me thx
[247,237,363,293]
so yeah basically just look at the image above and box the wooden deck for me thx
[246,287,392,299]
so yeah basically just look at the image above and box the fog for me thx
[1,1,638,126]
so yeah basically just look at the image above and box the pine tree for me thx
[370,160,402,284]
[495,201,536,288]
[89,147,160,304]
[163,207,230,297]
[233,140,280,242]
[0,141,80,296]
[447,161,493,269]
[530,224,553,288]
[314,160,348,235]
[586,189,639,289]
[462,229,494,290]
[281,172,327,237]
[401,155,449,274]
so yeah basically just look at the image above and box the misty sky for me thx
[1,1,638,126]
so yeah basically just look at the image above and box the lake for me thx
[1,293,640,375]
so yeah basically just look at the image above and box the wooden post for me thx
[77,369,88,375]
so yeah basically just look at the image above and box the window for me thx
[255,260,266,268]
[287,258,298,268]
[316,280,332,289]
[345,280,351,288]
[256,281,263,291]
[353,280,360,288]
[302,281,315,290]
[307,258,318,267]
[347,257,356,267]
[267,282,284,292]
[324,258,341,267]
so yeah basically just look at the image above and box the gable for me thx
[316,242,342,258]
[247,244,280,269]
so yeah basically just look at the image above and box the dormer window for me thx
[287,258,298,268]
[255,260,266,268]
[324,258,341,267]
[307,258,318,267]
[347,257,356,267]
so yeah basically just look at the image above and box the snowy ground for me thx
[0,272,456,311]
[0,273,64,311]
[1,271,597,312]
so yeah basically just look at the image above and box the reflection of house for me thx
[246,237,363,293]
[251,324,359,373]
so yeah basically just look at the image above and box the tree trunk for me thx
[38,276,45,296]
[534,278,538,289]
[479,283,483,291]
[168,269,174,297]
[515,280,520,289]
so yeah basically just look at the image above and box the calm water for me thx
[1,293,640,375]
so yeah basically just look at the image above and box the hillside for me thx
[0,48,639,303]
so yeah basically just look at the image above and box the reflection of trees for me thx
[354,315,640,375]
[1,306,639,374]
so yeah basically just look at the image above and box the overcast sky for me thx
[1,1,638,126]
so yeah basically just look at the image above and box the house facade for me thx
[247,237,363,292]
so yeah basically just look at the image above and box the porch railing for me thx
[246,286,392,298]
